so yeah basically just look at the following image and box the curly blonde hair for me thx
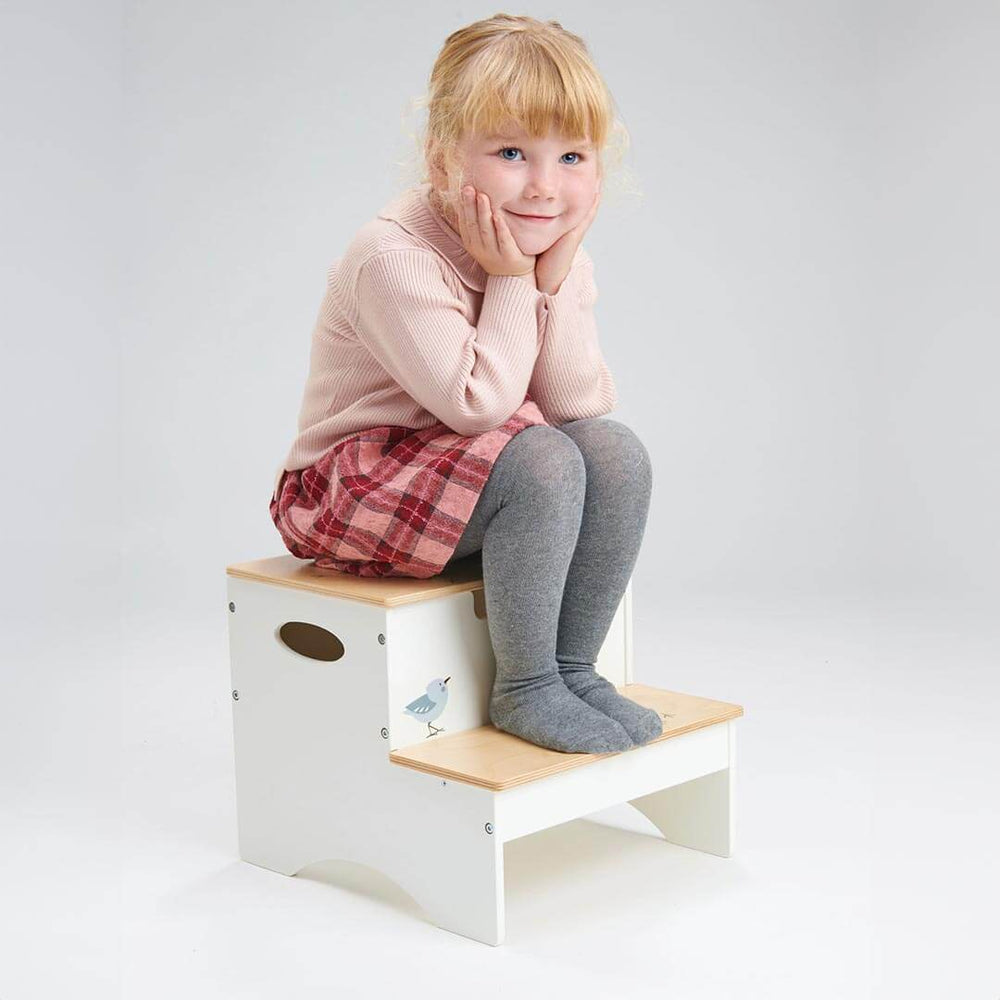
[395,13,641,215]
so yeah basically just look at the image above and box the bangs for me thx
[455,35,611,148]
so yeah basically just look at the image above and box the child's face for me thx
[433,123,601,255]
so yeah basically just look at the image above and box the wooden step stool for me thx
[225,554,744,946]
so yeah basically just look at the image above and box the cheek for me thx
[469,160,506,190]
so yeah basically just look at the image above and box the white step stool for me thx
[225,553,744,946]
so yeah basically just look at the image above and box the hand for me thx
[455,186,537,278]
[535,187,602,295]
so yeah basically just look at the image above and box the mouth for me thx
[507,211,559,223]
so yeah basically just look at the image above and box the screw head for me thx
[484,822,494,835]
[232,689,239,701]
[228,602,235,613]
[377,633,386,645]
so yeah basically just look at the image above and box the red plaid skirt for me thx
[269,397,550,578]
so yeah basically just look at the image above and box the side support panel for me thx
[628,721,736,858]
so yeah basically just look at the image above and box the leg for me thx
[443,425,633,754]
[553,417,663,744]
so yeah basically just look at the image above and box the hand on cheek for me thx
[534,188,602,295]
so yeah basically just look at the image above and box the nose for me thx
[522,162,558,202]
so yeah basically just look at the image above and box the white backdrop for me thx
[1,2,997,997]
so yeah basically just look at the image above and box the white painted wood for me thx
[385,592,494,749]
[227,575,506,943]
[493,724,730,842]
[225,568,737,945]
[628,721,736,857]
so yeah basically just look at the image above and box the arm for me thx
[528,247,618,425]
[354,249,543,436]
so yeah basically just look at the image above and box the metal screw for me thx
[228,602,235,613]
[377,633,386,645]
[232,689,239,701]
[380,727,388,739]
[484,822,494,835]
[441,780,447,786]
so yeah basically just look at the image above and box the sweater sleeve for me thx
[527,247,618,425]
[354,249,545,436]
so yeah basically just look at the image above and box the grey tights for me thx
[443,417,661,753]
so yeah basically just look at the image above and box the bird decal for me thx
[403,676,451,737]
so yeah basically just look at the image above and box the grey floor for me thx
[1,592,996,998]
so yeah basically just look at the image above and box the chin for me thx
[516,228,566,255]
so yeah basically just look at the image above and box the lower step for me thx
[389,684,743,791]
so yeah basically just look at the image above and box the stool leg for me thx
[628,722,736,858]
[371,769,506,946]
[629,766,733,857]
[397,829,505,946]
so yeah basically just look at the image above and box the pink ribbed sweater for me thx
[271,181,617,501]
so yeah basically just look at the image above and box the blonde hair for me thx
[395,13,641,212]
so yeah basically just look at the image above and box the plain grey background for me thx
[1,1,997,997]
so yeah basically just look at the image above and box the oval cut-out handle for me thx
[277,621,345,662]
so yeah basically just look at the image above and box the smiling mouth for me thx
[508,211,559,221]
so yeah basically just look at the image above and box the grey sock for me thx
[489,670,634,754]
[556,659,664,745]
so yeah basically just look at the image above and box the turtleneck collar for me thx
[377,181,488,292]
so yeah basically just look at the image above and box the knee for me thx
[560,418,652,494]
[500,425,586,504]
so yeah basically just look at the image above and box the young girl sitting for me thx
[270,13,660,755]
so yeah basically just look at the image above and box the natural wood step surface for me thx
[226,553,486,607]
[389,685,744,791]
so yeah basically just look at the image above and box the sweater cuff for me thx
[480,272,545,350]
[483,271,543,308]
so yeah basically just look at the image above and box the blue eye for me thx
[497,147,583,165]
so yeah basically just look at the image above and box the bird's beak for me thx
[444,676,450,684]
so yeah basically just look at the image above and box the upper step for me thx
[389,684,744,791]
[226,553,486,607]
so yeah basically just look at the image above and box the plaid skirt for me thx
[269,396,551,578]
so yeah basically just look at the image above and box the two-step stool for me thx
[225,553,744,946]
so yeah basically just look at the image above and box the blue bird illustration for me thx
[403,676,451,737]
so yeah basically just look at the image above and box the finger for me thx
[460,186,481,249]
[476,192,494,247]
[492,207,524,260]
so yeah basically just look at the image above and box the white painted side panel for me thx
[386,592,494,751]
[226,575,507,944]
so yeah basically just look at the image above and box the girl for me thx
[269,14,660,754]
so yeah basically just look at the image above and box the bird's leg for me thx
[426,722,445,737]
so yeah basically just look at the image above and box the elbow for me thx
[448,388,530,437]
[449,412,511,437]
